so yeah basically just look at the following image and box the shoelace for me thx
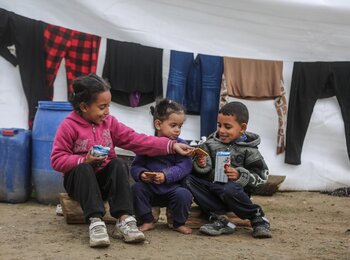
[251,217,270,229]
[209,213,236,229]
[213,220,226,229]
[126,220,139,232]
[209,213,228,226]
[92,225,106,235]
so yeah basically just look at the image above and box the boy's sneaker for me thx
[112,216,145,243]
[89,218,110,247]
[251,215,272,239]
[199,214,236,236]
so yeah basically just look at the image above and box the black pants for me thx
[184,175,263,220]
[0,8,47,128]
[64,158,133,222]
[285,62,350,165]
[132,182,193,228]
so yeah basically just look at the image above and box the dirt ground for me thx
[0,191,349,260]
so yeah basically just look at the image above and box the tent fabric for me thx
[1,0,350,61]
[0,1,350,191]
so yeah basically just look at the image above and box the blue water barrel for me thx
[0,128,31,203]
[32,101,73,204]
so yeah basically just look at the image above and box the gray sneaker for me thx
[89,218,110,247]
[112,216,145,243]
[199,214,236,236]
[251,216,272,239]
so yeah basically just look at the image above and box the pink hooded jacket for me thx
[51,111,176,175]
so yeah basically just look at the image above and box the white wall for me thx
[1,0,349,191]
[238,61,350,191]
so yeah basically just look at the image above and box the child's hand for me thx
[196,155,207,168]
[187,148,196,157]
[153,172,165,184]
[85,149,107,167]
[141,172,164,184]
[224,165,240,181]
[140,172,154,183]
[173,143,193,156]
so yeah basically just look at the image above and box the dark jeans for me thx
[285,62,350,165]
[64,158,133,222]
[184,175,263,220]
[166,50,223,137]
[132,182,193,228]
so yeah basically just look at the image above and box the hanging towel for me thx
[223,57,286,154]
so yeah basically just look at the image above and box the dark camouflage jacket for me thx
[192,131,269,194]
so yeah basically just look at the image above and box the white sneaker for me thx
[112,216,145,243]
[89,218,110,247]
[56,204,63,216]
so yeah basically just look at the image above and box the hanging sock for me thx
[129,91,141,108]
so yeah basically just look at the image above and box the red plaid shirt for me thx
[44,24,101,97]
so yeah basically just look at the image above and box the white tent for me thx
[1,0,349,191]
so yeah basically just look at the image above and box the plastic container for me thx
[0,128,31,203]
[32,101,72,204]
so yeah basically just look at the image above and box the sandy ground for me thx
[0,191,349,260]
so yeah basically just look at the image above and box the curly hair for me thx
[69,73,111,112]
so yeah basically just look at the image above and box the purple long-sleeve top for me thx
[131,138,193,195]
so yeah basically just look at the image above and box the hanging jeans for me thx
[166,51,223,137]
[285,62,350,165]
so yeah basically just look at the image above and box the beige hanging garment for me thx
[223,57,287,154]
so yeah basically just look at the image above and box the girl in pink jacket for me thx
[50,74,192,248]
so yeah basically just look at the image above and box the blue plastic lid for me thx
[38,101,73,111]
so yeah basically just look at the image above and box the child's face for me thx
[217,113,247,144]
[155,112,185,140]
[80,91,111,125]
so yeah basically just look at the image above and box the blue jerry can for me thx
[32,101,72,204]
[0,128,31,203]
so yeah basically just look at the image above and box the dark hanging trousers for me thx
[285,62,350,165]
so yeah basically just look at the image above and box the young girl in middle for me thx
[131,98,193,234]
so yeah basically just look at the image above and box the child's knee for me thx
[223,182,244,197]
[131,182,147,195]
[175,188,193,203]
[76,163,94,172]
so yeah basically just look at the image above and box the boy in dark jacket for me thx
[185,101,272,238]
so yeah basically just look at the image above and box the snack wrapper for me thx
[91,145,110,157]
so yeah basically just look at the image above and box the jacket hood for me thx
[211,131,261,148]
